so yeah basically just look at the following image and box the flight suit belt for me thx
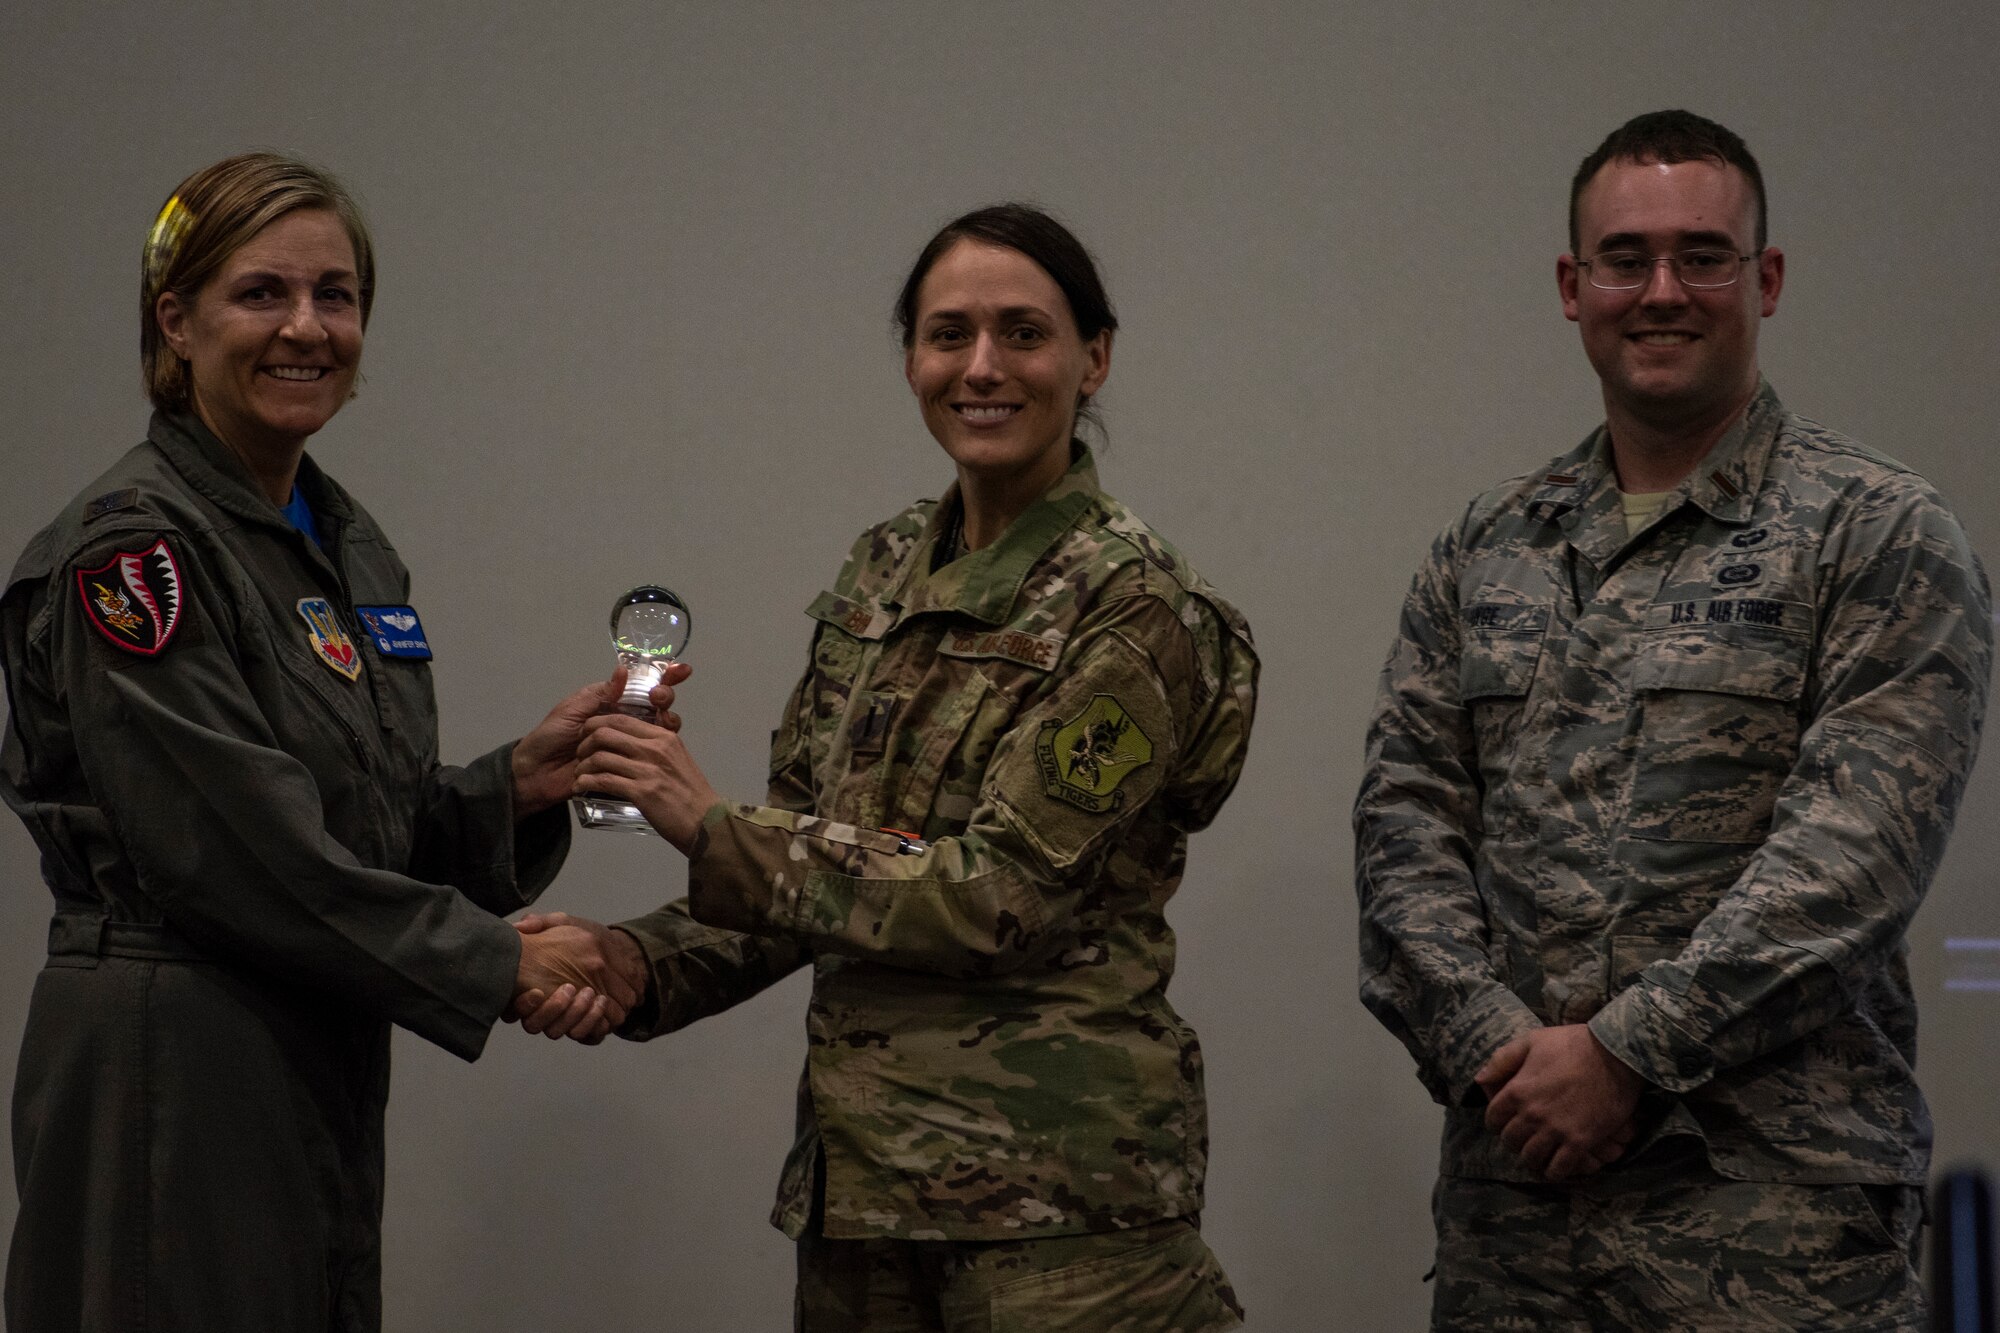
[47,912,208,962]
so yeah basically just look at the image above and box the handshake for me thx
[506,911,650,1044]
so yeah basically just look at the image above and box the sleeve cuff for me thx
[437,743,570,912]
[1436,986,1544,1105]
[685,800,898,937]
[685,800,775,935]
[607,924,663,1038]
[1589,983,1710,1092]
[427,915,523,1062]
[502,743,572,904]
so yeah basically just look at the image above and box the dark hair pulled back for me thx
[893,203,1118,438]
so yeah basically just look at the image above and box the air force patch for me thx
[297,598,362,680]
[76,538,185,656]
[1036,693,1153,813]
[1715,562,1763,588]
[355,605,433,660]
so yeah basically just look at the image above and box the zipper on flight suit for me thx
[281,510,373,770]
[273,648,371,770]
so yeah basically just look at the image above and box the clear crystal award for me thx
[572,585,691,834]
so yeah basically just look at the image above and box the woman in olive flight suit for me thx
[0,152,624,1331]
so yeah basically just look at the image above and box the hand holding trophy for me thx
[573,585,690,834]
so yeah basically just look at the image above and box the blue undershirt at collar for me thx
[280,485,323,548]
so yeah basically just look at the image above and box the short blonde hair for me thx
[141,152,376,412]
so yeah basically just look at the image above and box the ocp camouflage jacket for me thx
[616,445,1258,1239]
[1355,382,1991,1184]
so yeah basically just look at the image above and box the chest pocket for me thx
[805,592,1013,838]
[1626,613,1808,844]
[1459,603,1550,789]
[358,641,439,797]
[263,617,381,838]
[261,591,429,864]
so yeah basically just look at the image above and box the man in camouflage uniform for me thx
[540,442,1257,1331]
[1354,109,1991,1330]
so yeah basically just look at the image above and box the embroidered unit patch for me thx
[297,597,362,680]
[75,538,185,656]
[355,604,433,659]
[1035,693,1154,813]
[1715,562,1763,588]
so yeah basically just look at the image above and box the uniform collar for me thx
[1682,378,1783,524]
[1527,379,1785,567]
[147,410,355,531]
[889,442,1101,627]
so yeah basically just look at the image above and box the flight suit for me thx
[0,412,568,1331]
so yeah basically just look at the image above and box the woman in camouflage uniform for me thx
[541,205,1259,1331]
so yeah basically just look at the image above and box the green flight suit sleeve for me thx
[1589,480,1993,1091]
[1354,516,1545,1106]
[44,527,524,1061]
[673,591,1241,979]
[406,742,570,915]
[386,546,569,912]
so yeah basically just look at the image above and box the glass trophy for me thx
[573,585,691,834]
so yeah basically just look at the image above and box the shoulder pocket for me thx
[993,635,1173,872]
[1458,604,1549,701]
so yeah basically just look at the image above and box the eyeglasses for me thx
[1577,249,1757,290]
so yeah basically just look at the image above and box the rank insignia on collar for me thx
[1035,693,1154,813]
[76,538,185,656]
[296,597,362,680]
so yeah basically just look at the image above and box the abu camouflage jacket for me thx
[616,445,1258,1240]
[1355,382,1991,1185]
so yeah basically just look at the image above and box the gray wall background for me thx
[4,3,1997,1328]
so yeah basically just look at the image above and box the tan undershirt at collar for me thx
[1620,489,1672,539]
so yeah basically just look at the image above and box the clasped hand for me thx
[1474,1023,1644,1182]
[509,661,694,818]
[506,912,652,1043]
[505,666,692,1044]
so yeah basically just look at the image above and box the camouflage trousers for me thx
[1431,1141,1926,1331]
[794,1216,1244,1332]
